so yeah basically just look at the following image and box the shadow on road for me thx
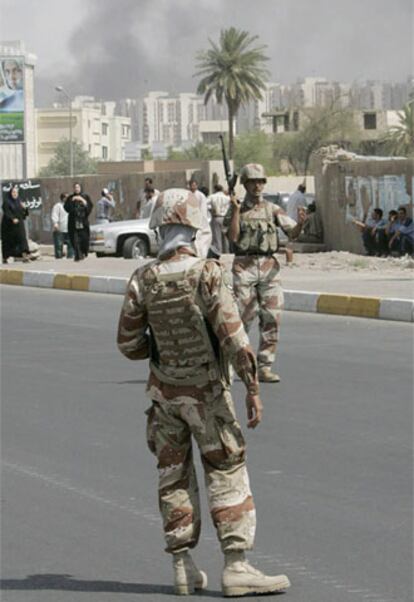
[0,573,222,597]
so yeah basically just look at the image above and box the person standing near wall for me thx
[64,183,93,262]
[51,193,74,259]
[224,164,306,383]
[1,185,31,263]
[96,188,116,225]
[207,184,231,258]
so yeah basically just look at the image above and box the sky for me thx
[1,0,412,105]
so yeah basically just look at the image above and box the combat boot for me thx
[172,551,208,595]
[258,367,280,383]
[222,551,290,597]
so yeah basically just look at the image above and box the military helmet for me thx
[149,188,203,230]
[239,163,267,184]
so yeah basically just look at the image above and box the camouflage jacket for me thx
[223,193,302,254]
[117,249,259,402]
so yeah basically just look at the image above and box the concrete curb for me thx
[1,268,413,323]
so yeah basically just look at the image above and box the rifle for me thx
[219,135,238,195]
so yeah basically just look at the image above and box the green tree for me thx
[184,141,221,160]
[233,130,274,173]
[273,102,360,175]
[38,139,97,177]
[383,103,414,157]
[195,27,269,158]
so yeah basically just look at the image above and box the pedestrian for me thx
[117,188,291,598]
[286,183,307,220]
[139,186,158,219]
[187,178,212,258]
[96,188,116,224]
[297,201,324,243]
[388,206,414,256]
[207,183,231,258]
[224,163,306,383]
[136,177,160,218]
[51,193,74,259]
[64,183,93,262]
[1,185,31,263]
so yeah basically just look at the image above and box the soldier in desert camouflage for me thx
[117,188,291,597]
[224,164,306,383]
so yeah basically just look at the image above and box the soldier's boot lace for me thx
[222,551,290,597]
[258,367,280,383]
[172,551,208,595]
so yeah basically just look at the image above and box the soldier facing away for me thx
[117,188,291,597]
[224,164,306,383]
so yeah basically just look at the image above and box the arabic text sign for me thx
[2,180,42,211]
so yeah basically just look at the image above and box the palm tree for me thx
[383,102,414,157]
[195,27,269,158]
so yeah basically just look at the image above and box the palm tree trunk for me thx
[228,103,234,159]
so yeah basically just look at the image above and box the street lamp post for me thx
[55,85,73,177]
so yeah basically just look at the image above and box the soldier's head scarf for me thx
[157,224,197,258]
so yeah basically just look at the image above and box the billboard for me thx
[0,56,25,143]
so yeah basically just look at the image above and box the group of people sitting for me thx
[353,206,413,257]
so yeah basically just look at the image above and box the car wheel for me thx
[96,252,106,258]
[122,236,149,259]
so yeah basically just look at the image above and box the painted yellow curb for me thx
[0,269,24,285]
[72,275,90,291]
[317,293,380,318]
[317,294,350,316]
[348,296,380,318]
[53,274,72,290]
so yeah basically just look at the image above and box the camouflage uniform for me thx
[223,165,301,371]
[117,189,259,555]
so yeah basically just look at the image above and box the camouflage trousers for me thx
[146,390,256,554]
[232,255,284,369]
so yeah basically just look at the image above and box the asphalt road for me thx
[1,286,412,602]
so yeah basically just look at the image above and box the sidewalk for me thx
[1,250,413,322]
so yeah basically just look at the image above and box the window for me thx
[102,123,108,135]
[364,113,377,130]
[102,146,108,159]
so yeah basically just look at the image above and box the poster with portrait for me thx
[0,56,25,143]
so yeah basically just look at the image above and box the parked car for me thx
[263,192,290,211]
[89,218,158,258]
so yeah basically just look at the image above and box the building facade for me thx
[36,96,131,171]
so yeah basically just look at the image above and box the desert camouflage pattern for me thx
[149,188,205,231]
[117,251,259,553]
[146,389,255,553]
[239,163,267,184]
[232,254,284,369]
[223,194,300,368]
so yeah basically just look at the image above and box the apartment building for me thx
[36,96,131,171]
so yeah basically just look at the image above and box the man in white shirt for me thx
[51,193,74,259]
[207,184,231,257]
[136,178,160,218]
[188,177,212,258]
[286,184,307,220]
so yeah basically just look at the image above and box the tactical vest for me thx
[141,259,229,387]
[235,200,279,254]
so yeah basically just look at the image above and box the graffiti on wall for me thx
[345,175,411,222]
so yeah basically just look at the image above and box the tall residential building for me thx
[36,96,131,171]
[0,40,37,179]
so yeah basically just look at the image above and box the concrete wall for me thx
[32,170,188,243]
[313,152,414,252]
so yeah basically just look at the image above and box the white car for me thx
[89,218,158,258]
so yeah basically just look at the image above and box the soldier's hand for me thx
[230,192,240,208]
[246,394,263,429]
